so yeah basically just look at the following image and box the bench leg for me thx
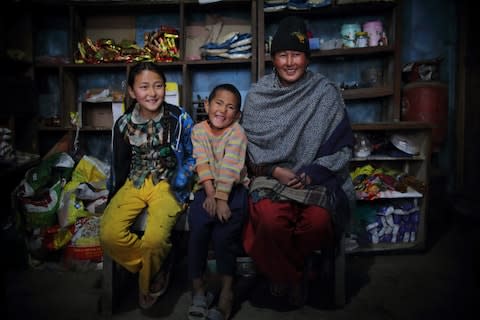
[100,254,114,318]
[334,233,346,307]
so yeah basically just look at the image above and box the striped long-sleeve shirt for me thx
[191,120,247,200]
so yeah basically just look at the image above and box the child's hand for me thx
[216,199,231,223]
[203,196,216,217]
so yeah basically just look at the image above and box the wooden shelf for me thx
[342,86,394,100]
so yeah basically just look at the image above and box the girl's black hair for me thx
[125,62,167,114]
[208,83,242,111]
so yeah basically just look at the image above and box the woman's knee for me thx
[304,206,332,231]
[253,208,288,235]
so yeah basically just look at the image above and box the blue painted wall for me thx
[401,0,457,183]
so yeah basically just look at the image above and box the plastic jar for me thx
[362,20,383,46]
[341,23,361,48]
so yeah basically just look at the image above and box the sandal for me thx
[269,282,288,297]
[138,268,172,309]
[188,291,214,320]
[149,270,171,298]
[139,291,160,310]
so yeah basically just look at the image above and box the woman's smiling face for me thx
[273,50,309,87]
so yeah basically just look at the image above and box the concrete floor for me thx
[4,198,479,320]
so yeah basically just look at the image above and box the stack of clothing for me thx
[264,0,288,12]
[200,32,252,60]
[264,0,332,12]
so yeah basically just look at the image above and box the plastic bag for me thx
[57,155,109,227]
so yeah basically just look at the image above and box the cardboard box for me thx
[80,102,115,128]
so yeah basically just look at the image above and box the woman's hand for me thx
[288,172,311,189]
[216,199,231,223]
[272,166,310,189]
[272,166,297,185]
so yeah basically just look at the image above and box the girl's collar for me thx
[131,103,163,124]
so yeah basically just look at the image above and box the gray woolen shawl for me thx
[241,70,348,172]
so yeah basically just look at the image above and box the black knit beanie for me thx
[270,16,310,56]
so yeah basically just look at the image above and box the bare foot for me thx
[139,291,158,309]
[217,290,233,320]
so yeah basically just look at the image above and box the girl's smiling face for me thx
[128,69,166,119]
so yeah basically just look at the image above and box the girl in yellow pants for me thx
[100,62,195,309]
[100,179,182,306]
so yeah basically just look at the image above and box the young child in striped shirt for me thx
[187,84,248,320]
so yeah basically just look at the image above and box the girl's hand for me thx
[203,196,216,217]
[216,199,231,223]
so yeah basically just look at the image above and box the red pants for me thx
[243,198,333,284]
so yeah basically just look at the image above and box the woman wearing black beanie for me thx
[241,16,354,307]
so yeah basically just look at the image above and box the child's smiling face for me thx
[205,88,240,130]
[128,69,165,119]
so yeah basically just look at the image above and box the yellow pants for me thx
[100,178,182,295]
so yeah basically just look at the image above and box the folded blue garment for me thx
[201,33,252,50]
[229,44,251,53]
[201,33,239,50]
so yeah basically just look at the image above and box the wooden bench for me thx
[99,209,346,317]
[315,233,346,308]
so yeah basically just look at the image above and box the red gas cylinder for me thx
[401,81,448,151]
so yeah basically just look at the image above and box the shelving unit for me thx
[7,0,257,160]
[349,121,432,252]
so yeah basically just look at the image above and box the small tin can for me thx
[355,31,369,48]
